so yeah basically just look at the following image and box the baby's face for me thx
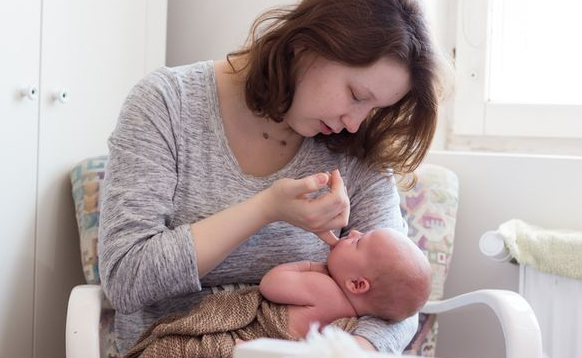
[327,229,395,279]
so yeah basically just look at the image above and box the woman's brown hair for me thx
[228,0,445,175]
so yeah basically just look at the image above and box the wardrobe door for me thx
[35,1,165,357]
[0,2,41,358]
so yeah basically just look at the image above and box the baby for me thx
[260,227,433,338]
[124,228,432,358]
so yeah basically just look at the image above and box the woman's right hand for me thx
[190,169,349,278]
[260,169,350,234]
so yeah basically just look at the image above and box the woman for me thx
[99,0,443,353]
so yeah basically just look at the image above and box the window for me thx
[453,0,582,139]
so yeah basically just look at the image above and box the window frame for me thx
[452,0,582,139]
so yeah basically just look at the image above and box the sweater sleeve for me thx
[98,68,201,314]
[353,314,418,352]
[342,162,415,352]
[343,162,407,236]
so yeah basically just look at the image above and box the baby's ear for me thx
[345,277,370,295]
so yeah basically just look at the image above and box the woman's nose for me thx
[341,109,367,133]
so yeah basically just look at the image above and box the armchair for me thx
[66,157,542,358]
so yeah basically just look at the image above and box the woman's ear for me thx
[345,277,370,295]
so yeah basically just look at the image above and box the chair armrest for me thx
[421,289,542,358]
[66,284,103,358]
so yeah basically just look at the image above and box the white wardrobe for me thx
[0,1,167,358]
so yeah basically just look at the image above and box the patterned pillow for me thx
[70,156,108,285]
[400,164,459,357]
[71,156,120,357]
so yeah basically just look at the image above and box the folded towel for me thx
[498,219,582,280]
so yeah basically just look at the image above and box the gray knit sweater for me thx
[98,61,417,354]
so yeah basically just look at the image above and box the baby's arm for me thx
[261,260,357,339]
[304,262,329,275]
[259,261,331,306]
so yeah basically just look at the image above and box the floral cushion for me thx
[71,156,108,285]
[400,164,459,357]
[70,158,458,358]
[71,156,120,357]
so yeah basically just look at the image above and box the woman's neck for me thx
[214,59,303,147]
[213,59,304,177]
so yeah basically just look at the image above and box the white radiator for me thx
[519,265,582,358]
[480,232,582,358]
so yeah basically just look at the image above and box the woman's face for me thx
[284,55,411,137]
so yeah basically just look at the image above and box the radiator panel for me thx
[520,265,582,358]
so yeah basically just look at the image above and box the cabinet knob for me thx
[20,85,39,101]
[53,89,70,104]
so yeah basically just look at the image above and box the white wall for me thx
[166,0,297,66]
[426,151,582,358]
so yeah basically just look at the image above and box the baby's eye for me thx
[350,89,361,102]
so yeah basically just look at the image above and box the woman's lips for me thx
[320,121,333,135]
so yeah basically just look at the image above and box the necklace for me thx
[262,131,289,146]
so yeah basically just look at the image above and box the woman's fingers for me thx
[328,169,345,195]
[312,169,350,225]
[288,172,330,197]
[324,208,350,232]
[264,173,329,223]
[265,169,349,232]
[317,230,340,247]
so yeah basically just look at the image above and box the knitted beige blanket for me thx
[124,287,358,358]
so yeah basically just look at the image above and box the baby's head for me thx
[327,228,432,322]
